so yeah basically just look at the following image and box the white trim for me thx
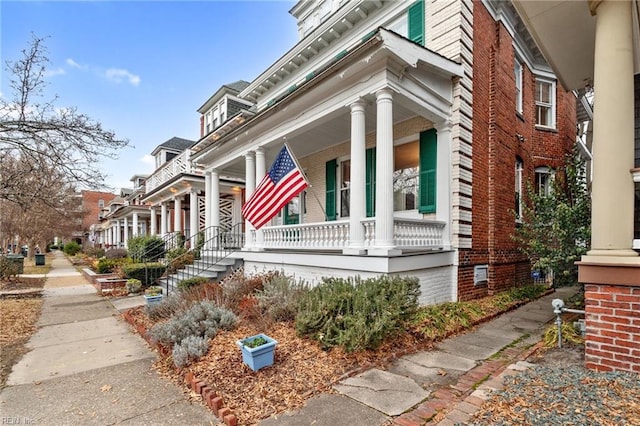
[534,77,556,129]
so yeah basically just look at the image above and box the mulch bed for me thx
[124,305,431,425]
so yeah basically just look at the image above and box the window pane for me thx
[393,142,419,211]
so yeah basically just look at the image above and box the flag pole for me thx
[282,141,327,219]
[283,142,310,185]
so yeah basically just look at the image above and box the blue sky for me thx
[1,0,298,191]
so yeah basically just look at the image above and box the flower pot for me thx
[144,294,163,306]
[236,333,278,372]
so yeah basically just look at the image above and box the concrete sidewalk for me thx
[260,285,579,426]
[1,250,218,425]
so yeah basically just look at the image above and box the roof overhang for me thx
[512,0,640,91]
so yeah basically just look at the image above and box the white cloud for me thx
[104,68,141,86]
[66,58,87,70]
[44,67,66,77]
[141,154,155,165]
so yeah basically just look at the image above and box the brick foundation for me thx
[579,262,640,373]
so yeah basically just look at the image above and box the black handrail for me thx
[156,224,244,294]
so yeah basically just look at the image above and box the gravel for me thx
[470,363,640,426]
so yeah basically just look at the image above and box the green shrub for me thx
[122,262,167,286]
[105,248,128,259]
[126,278,142,294]
[0,257,21,279]
[145,285,163,296]
[128,235,165,262]
[256,274,307,322]
[63,241,81,256]
[148,301,237,347]
[296,275,420,352]
[168,250,195,274]
[172,335,209,368]
[84,247,105,259]
[96,258,117,274]
[177,277,210,291]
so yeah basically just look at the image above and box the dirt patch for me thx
[0,278,45,389]
[527,343,585,369]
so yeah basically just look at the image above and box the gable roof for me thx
[150,137,195,156]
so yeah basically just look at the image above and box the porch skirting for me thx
[234,249,457,305]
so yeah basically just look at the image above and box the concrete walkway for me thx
[0,251,218,425]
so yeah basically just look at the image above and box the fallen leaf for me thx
[100,384,112,392]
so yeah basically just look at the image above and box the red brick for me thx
[195,381,206,394]
[617,325,640,334]
[209,396,223,412]
[585,292,614,301]
[218,407,231,419]
[588,335,614,345]
[412,406,437,421]
[184,372,194,386]
[600,315,631,325]
[223,414,237,426]
[393,413,424,426]
[585,362,613,372]
[599,357,631,370]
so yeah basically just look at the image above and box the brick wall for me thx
[584,283,640,373]
[456,3,576,301]
[82,191,116,231]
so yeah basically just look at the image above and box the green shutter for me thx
[419,129,437,213]
[366,147,376,217]
[408,0,425,46]
[325,159,337,221]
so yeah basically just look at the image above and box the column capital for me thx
[244,151,255,159]
[255,146,265,154]
[375,88,394,101]
[350,99,366,113]
[434,120,453,133]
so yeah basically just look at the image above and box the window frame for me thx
[534,78,556,129]
[515,158,524,222]
[514,59,523,115]
[535,166,554,197]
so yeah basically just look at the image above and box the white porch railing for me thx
[260,218,446,251]
[145,151,198,193]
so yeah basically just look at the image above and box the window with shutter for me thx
[419,129,437,213]
[325,159,337,221]
[408,0,425,46]
[366,147,376,217]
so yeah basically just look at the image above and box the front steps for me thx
[157,255,243,293]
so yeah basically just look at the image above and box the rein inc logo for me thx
[1,418,35,425]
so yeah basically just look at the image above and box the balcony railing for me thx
[260,218,446,251]
[145,151,199,193]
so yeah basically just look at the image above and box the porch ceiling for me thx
[512,0,640,91]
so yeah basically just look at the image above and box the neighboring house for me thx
[82,190,117,248]
[98,175,152,249]
[179,0,579,305]
[513,0,640,373]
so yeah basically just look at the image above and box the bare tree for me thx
[0,34,130,208]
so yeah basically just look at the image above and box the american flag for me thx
[242,145,308,230]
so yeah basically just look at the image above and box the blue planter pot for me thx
[236,333,278,371]
[144,294,163,306]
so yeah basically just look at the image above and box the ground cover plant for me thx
[123,270,557,425]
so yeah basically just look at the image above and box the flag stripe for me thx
[242,144,309,230]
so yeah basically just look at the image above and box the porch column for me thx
[150,207,157,235]
[254,147,266,249]
[435,121,452,248]
[123,217,129,249]
[174,196,182,235]
[160,202,168,235]
[132,213,139,237]
[244,151,256,250]
[189,189,199,247]
[211,170,221,250]
[115,220,121,248]
[205,171,212,229]
[370,89,400,256]
[233,191,243,226]
[345,100,367,255]
[585,0,637,258]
